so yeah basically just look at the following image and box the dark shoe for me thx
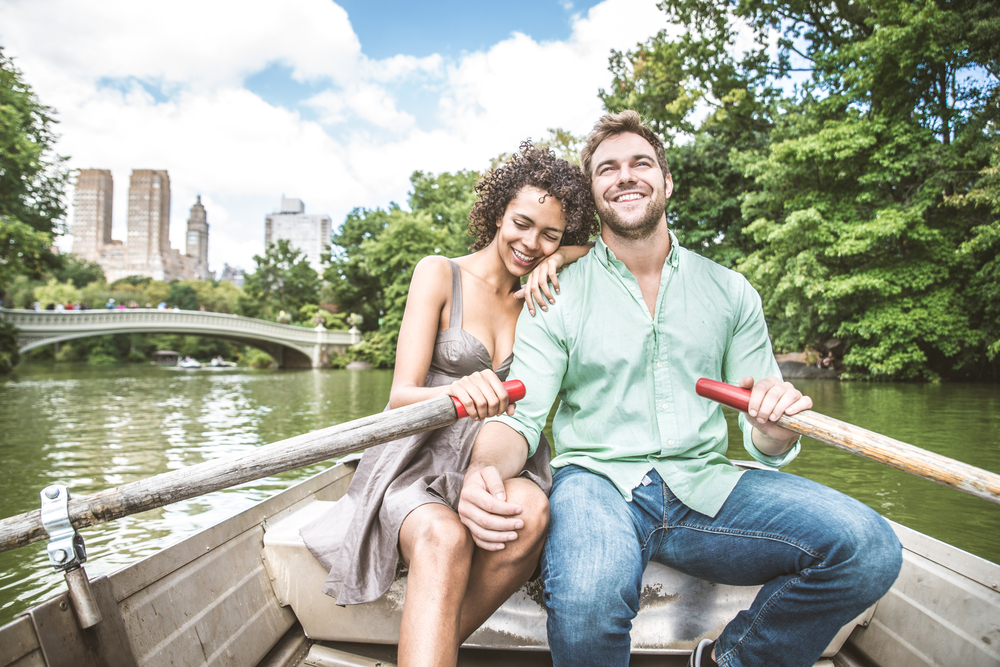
[688,639,717,667]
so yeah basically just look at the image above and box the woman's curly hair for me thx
[468,141,599,251]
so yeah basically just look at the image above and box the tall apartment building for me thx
[186,196,211,281]
[70,169,114,262]
[126,169,172,278]
[71,169,211,283]
[264,197,331,271]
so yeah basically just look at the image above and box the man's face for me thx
[590,132,673,241]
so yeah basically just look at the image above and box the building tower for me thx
[264,197,331,271]
[186,195,210,280]
[126,169,171,279]
[71,169,114,263]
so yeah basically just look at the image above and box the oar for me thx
[696,378,1000,506]
[0,380,526,554]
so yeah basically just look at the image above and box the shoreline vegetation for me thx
[2,0,998,382]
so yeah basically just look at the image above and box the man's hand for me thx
[458,465,524,551]
[740,376,813,455]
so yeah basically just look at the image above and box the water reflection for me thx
[0,364,393,626]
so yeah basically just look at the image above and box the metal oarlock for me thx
[40,485,102,629]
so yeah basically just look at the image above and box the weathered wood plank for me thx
[0,395,459,553]
[695,378,1000,506]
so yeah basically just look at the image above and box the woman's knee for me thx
[402,505,473,562]
[503,478,550,543]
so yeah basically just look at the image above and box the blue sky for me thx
[0,0,670,273]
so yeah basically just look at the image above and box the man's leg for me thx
[655,469,902,667]
[542,465,649,667]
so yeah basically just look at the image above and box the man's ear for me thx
[664,174,674,199]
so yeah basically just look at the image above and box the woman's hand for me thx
[446,370,515,421]
[514,252,565,316]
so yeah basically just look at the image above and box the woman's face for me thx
[492,185,566,277]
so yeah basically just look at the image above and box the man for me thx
[457,111,902,667]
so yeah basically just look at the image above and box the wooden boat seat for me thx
[261,497,874,655]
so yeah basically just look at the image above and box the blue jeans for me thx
[541,465,902,667]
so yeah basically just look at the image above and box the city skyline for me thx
[72,169,212,283]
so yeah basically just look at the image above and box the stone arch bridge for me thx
[0,308,362,368]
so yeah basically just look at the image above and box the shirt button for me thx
[656,362,662,368]
[668,439,674,446]
[662,403,668,410]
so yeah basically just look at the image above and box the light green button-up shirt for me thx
[493,233,799,518]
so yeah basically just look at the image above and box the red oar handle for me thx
[451,380,526,419]
[695,378,750,412]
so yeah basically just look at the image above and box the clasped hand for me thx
[457,465,524,551]
[446,370,516,422]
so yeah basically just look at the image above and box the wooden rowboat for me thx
[1,383,998,666]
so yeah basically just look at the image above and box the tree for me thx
[239,239,319,322]
[322,207,392,331]
[1,218,50,297]
[0,321,18,373]
[50,253,105,288]
[0,50,71,284]
[601,0,998,379]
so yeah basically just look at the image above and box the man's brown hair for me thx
[580,110,670,182]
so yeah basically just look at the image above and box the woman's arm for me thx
[389,256,454,409]
[515,243,593,316]
[389,256,515,420]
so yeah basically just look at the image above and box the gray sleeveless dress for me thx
[300,260,552,606]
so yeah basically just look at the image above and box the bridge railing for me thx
[0,308,361,347]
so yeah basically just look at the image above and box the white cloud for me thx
[0,0,673,273]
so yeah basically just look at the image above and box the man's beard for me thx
[597,190,667,241]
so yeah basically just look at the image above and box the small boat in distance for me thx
[178,356,202,368]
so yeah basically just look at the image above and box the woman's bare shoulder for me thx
[409,255,454,301]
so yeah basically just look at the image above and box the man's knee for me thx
[839,509,903,602]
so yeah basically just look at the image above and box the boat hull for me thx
[2,462,998,667]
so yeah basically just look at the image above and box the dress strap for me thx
[447,259,463,330]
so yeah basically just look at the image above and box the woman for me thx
[300,142,598,667]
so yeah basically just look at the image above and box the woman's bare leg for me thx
[458,477,550,641]
[398,503,474,667]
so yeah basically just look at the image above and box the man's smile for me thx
[613,192,645,203]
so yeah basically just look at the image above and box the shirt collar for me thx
[594,230,682,274]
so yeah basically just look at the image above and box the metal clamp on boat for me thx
[40,485,102,629]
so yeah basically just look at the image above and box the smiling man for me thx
[457,111,903,667]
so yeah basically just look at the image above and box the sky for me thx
[0,0,677,275]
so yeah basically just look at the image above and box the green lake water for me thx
[0,364,997,627]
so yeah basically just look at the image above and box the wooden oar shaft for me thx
[0,394,460,554]
[696,378,1000,506]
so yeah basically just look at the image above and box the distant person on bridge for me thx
[300,141,601,667]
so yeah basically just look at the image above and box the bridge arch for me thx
[0,309,362,369]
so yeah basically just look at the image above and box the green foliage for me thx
[323,207,392,331]
[323,170,479,363]
[50,254,105,288]
[601,0,998,379]
[167,282,198,311]
[0,321,19,373]
[1,218,51,296]
[949,142,1000,360]
[33,277,81,308]
[239,239,320,322]
[334,330,397,369]
[239,347,275,368]
[0,49,70,281]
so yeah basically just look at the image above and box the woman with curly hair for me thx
[300,141,598,667]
